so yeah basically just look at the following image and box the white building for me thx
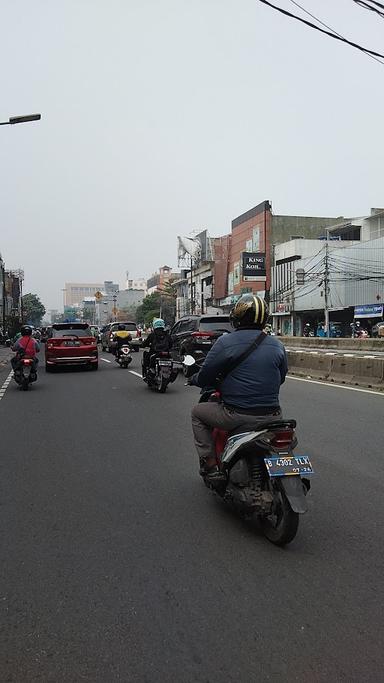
[271,235,384,335]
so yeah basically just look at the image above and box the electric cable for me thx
[257,0,384,62]
[353,0,384,19]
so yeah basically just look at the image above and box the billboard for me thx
[242,252,266,278]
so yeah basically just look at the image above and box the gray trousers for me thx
[191,402,282,463]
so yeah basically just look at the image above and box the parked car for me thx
[45,323,98,372]
[100,321,142,352]
[170,314,233,361]
[372,321,384,338]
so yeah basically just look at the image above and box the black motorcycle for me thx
[184,355,313,546]
[143,352,182,393]
[13,357,37,391]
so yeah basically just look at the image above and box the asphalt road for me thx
[0,350,383,682]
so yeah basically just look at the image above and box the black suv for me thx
[170,315,233,361]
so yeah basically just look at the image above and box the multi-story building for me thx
[126,278,147,293]
[271,228,384,335]
[64,283,104,307]
[174,203,341,319]
[215,200,341,310]
[147,266,180,295]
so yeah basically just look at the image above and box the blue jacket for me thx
[191,329,288,409]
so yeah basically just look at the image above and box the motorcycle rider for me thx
[190,295,288,480]
[141,318,172,379]
[113,324,132,357]
[11,325,40,378]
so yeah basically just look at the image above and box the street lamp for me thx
[0,113,41,127]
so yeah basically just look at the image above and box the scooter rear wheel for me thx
[259,488,299,546]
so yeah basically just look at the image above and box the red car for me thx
[45,323,98,372]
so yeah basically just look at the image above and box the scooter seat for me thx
[230,419,296,436]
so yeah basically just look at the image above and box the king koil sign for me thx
[242,252,266,278]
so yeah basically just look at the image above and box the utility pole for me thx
[324,241,330,338]
[190,254,195,314]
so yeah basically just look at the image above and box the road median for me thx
[287,350,384,390]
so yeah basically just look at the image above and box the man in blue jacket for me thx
[191,295,288,480]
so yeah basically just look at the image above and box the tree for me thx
[136,292,161,326]
[136,287,177,327]
[22,293,46,326]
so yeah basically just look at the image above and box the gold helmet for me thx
[230,294,269,329]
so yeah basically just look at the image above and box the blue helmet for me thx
[153,318,165,330]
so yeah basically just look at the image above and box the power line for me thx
[353,0,384,19]
[257,0,384,62]
[289,0,384,64]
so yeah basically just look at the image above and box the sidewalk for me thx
[0,346,13,369]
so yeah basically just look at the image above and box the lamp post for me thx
[0,113,41,126]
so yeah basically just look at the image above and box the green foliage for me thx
[136,292,161,326]
[136,289,176,327]
[22,293,46,326]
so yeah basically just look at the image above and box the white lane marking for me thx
[287,375,384,396]
[309,351,318,354]
[101,358,112,364]
[129,370,142,378]
[343,353,354,357]
[363,355,376,359]
[0,371,13,402]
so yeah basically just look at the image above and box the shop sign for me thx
[242,252,266,278]
[354,304,383,319]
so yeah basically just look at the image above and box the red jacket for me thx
[14,336,39,358]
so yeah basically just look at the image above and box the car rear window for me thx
[111,323,137,332]
[199,318,232,332]
[52,328,92,337]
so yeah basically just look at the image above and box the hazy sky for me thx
[1,0,383,311]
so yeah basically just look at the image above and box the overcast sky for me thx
[1,0,383,311]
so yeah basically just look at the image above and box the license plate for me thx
[159,360,172,366]
[63,341,80,346]
[264,455,314,477]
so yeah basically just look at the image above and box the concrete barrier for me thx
[287,351,331,380]
[287,350,384,389]
[327,356,354,385]
[281,336,384,352]
[350,357,384,389]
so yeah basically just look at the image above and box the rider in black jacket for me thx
[141,318,172,378]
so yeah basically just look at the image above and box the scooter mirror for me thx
[183,355,196,367]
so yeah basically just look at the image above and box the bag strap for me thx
[216,331,267,383]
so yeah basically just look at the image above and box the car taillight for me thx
[270,429,295,448]
[110,334,114,341]
[137,329,142,337]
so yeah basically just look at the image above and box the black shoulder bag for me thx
[216,331,267,384]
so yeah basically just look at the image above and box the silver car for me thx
[101,321,142,352]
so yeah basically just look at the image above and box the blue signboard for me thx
[354,304,383,319]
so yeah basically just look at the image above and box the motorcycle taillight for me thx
[270,429,295,448]
[23,359,32,365]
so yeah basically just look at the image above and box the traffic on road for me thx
[1,300,383,682]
